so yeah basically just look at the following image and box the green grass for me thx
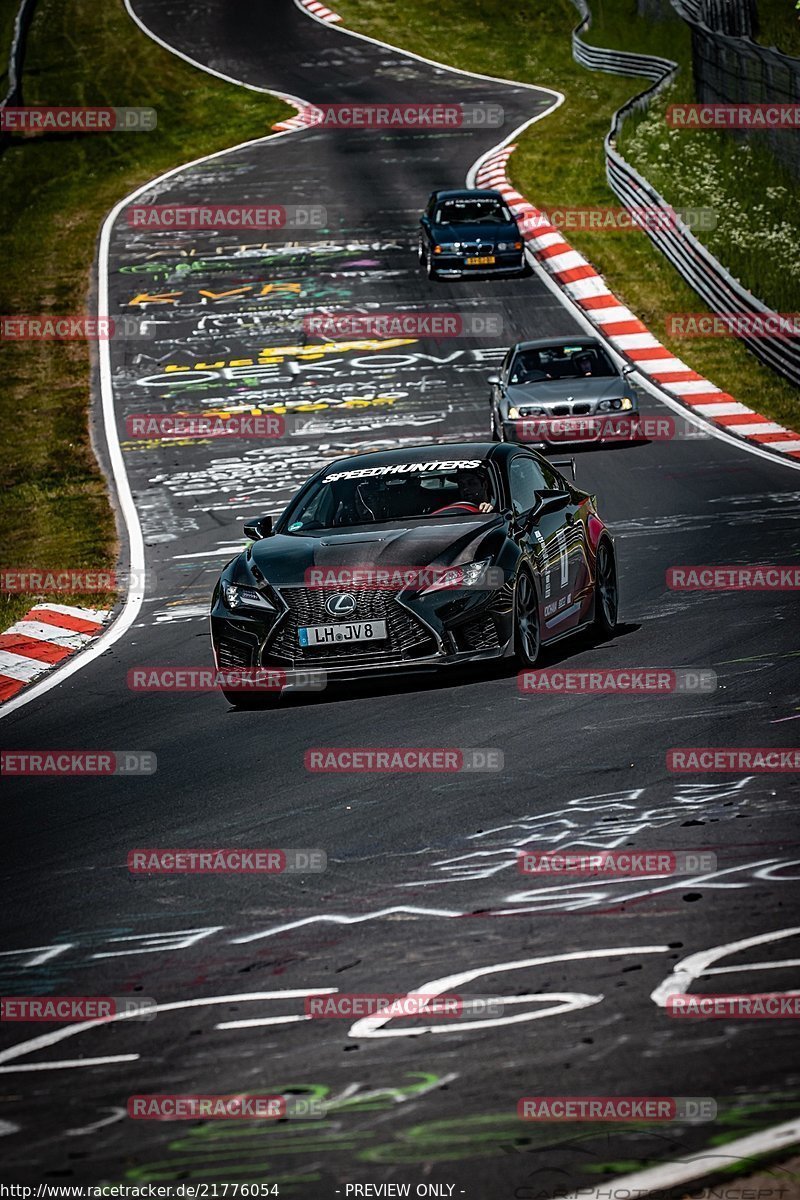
[331,0,800,432]
[622,92,800,313]
[754,0,800,56]
[575,0,800,314]
[0,0,290,631]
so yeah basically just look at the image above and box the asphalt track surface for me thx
[1,0,799,1193]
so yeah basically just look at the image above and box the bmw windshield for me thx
[510,343,617,383]
[280,461,499,532]
[436,199,512,225]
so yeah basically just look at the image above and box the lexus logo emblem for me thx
[325,592,357,617]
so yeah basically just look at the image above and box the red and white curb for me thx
[476,146,800,460]
[273,104,325,132]
[0,604,111,704]
[298,0,341,22]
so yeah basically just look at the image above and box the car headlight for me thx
[223,582,275,612]
[436,243,456,252]
[597,397,633,412]
[508,406,544,419]
[419,559,494,596]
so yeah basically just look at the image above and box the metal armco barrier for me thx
[2,0,38,110]
[672,0,800,179]
[570,0,800,389]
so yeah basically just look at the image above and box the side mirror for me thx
[243,515,273,541]
[534,490,571,517]
[622,364,634,376]
[487,374,501,386]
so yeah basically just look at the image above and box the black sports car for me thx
[210,443,618,704]
[418,188,526,279]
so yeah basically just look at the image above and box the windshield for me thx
[509,343,617,383]
[436,199,511,225]
[282,462,498,532]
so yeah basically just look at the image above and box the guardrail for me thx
[570,0,800,388]
[2,0,38,110]
[671,0,800,179]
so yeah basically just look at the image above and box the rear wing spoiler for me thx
[551,457,576,482]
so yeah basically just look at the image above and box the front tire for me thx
[514,569,541,666]
[491,408,501,441]
[594,539,618,637]
[426,249,438,280]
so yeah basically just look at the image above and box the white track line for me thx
[290,5,800,1186]
[5,0,793,720]
[0,8,315,720]
[561,1117,800,1200]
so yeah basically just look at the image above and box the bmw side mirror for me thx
[487,374,501,386]
[622,364,634,375]
[243,515,273,540]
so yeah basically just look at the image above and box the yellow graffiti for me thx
[127,281,303,307]
[120,395,403,448]
[127,291,182,306]
[162,339,417,371]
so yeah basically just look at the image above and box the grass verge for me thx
[330,0,799,431]
[0,0,290,633]
[754,0,800,56]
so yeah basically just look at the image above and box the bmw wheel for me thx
[594,539,618,637]
[426,249,438,280]
[491,408,501,441]
[514,569,540,666]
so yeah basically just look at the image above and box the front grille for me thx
[265,588,437,665]
[545,401,595,416]
[455,613,501,652]
[217,634,257,669]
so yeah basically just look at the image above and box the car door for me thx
[490,346,513,431]
[508,454,584,639]
[542,460,593,627]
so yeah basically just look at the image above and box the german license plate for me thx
[298,620,387,647]
[466,255,495,265]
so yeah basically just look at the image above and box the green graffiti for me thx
[123,1086,800,1189]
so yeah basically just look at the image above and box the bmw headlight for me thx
[420,559,495,595]
[435,243,456,253]
[508,406,521,419]
[597,397,633,412]
[223,582,275,612]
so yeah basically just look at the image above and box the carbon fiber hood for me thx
[244,516,505,585]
